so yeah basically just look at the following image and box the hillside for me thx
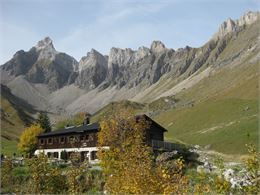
[0,11,259,155]
[92,56,259,154]
[154,60,259,154]
[1,12,258,115]
[0,84,36,155]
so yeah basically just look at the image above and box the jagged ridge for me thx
[0,11,259,114]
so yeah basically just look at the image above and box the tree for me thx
[66,152,88,194]
[18,124,44,155]
[0,157,13,190]
[37,112,51,132]
[98,109,159,193]
[27,153,67,194]
[242,144,260,194]
[97,109,189,194]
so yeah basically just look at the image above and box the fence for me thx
[151,140,182,151]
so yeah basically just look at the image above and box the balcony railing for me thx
[151,140,182,151]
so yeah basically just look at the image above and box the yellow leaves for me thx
[157,158,189,195]
[213,176,231,194]
[242,144,260,194]
[98,109,189,194]
[194,183,212,195]
[0,157,13,187]
[18,123,44,155]
[27,153,67,194]
[98,109,157,193]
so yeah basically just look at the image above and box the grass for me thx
[1,137,19,156]
[0,85,36,156]
[155,98,258,154]
[1,22,259,157]
[1,97,25,140]
[91,100,145,122]
[152,46,259,155]
[1,97,23,156]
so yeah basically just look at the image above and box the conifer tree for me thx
[37,112,51,132]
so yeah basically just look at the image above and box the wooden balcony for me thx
[151,140,182,151]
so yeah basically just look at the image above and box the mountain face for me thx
[75,49,108,90]
[1,37,78,91]
[213,11,259,39]
[0,11,259,114]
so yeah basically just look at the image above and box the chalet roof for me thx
[38,114,167,138]
[38,122,99,137]
[140,114,167,132]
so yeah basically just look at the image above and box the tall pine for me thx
[37,112,51,132]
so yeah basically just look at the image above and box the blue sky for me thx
[0,0,259,64]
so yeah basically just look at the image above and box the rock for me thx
[1,37,78,91]
[238,11,259,26]
[223,168,234,180]
[150,41,167,53]
[244,106,250,111]
[0,11,259,113]
[213,11,259,40]
[156,150,179,163]
[204,145,211,150]
[35,36,58,61]
[75,49,108,90]
[197,165,204,173]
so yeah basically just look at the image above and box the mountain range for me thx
[0,11,259,154]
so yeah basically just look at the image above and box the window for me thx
[80,135,85,141]
[40,139,44,145]
[47,152,52,158]
[69,136,74,143]
[60,137,65,143]
[91,151,98,160]
[53,152,58,158]
[48,138,53,144]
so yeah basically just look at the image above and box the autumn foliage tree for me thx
[18,124,44,155]
[27,153,67,194]
[97,109,188,194]
[98,109,154,193]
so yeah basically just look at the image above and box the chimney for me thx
[83,113,91,125]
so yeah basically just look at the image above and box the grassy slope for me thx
[91,100,145,122]
[1,98,26,140]
[153,21,259,154]
[90,60,259,155]
[155,58,259,154]
[155,98,258,154]
[1,97,24,155]
[1,85,36,155]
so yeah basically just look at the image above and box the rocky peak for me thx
[79,49,107,71]
[150,41,166,53]
[136,46,151,59]
[213,11,259,40]
[214,18,236,39]
[76,49,108,90]
[35,37,58,60]
[36,37,54,50]
[108,47,135,68]
[237,11,259,26]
